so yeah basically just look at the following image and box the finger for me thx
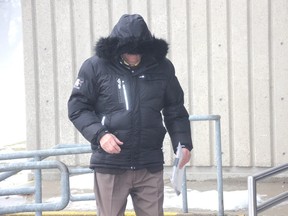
[104,141,121,154]
[100,141,118,154]
[111,142,121,153]
[112,134,123,145]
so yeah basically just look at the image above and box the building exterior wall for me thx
[21,0,288,179]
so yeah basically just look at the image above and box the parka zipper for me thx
[130,74,141,170]
[117,62,144,169]
[122,80,129,111]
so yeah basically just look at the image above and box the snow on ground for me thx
[62,187,252,211]
[1,172,259,211]
[66,173,257,211]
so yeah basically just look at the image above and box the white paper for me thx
[170,142,184,195]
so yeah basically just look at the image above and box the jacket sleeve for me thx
[162,61,193,153]
[67,59,106,149]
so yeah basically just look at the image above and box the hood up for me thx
[95,14,168,61]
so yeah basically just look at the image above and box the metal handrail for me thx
[0,114,224,216]
[248,163,288,216]
[189,115,224,216]
[0,144,91,183]
[0,160,70,214]
[0,144,92,216]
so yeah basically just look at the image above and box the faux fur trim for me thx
[95,36,169,61]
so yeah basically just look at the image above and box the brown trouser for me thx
[93,169,164,216]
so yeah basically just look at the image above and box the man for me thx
[68,14,192,216]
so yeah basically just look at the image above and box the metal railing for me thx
[0,160,70,213]
[0,114,224,216]
[248,163,288,216]
[0,144,93,216]
[188,115,224,216]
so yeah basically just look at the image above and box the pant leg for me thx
[130,169,164,216]
[93,171,131,216]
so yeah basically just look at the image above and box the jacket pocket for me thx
[106,111,132,129]
[113,130,131,144]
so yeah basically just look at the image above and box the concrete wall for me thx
[21,0,288,179]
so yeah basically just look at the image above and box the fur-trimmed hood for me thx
[95,14,169,61]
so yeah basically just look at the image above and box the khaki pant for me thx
[93,169,164,216]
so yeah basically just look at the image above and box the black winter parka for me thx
[68,14,192,170]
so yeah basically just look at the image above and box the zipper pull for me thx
[122,81,129,111]
[101,116,106,125]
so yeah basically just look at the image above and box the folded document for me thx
[170,143,184,195]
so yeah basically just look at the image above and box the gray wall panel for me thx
[22,0,288,179]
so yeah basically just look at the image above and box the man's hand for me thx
[179,148,191,169]
[99,133,123,154]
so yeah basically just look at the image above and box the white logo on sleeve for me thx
[74,78,84,89]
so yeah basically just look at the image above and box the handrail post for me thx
[188,115,224,216]
[248,176,257,216]
[182,167,188,213]
[215,118,224,216]
[247,163,288,215]
[34,156,42,216]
